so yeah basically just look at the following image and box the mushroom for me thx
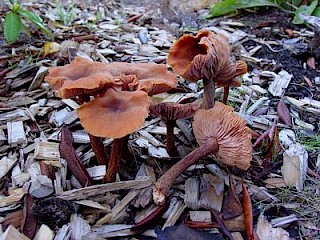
[45,57,118,100]
[167,29,247,108]
[153,102,252,204]
[45,57,178,182]
[78,88,150,182]
[149,99,202,157]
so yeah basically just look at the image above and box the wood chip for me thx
[7,121,27,146]
[256,215,290,240]
[268,70,293,97]
[281,143,308,191]
[58,177,152,201]
[34,141,60,161]
[33,224,54,240]
[184,177,200,210]
[1,225,30,240]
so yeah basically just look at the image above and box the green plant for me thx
[4,0,53,44]
[208,0,320,26]
[297,132,320,150]
[54,0,77,26]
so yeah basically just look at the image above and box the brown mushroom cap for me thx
[192,102,252,170]
[167,29,247,87]
[77,89,150,139]
[45,58,178,98]
[149,99,202,121]
[45,57,118,98]
[106,62,178,95]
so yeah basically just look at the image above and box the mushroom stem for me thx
[88,134,108,165]
[165,120,178,157]
[202,77,215,109]
[153,138,219,204]
[103,137,126,183]
[222,85,230,104]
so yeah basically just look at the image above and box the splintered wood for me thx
[34,141,60,161]
[57,177,152,201]
[7,121,27,146]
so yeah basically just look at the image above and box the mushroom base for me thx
[153,138,219,204]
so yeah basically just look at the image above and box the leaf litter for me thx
[0,0,319,239]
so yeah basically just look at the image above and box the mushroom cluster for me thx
[45,57,178,182]
[167,29,247,107]
[152,29,252,204]
[153,102,252,204]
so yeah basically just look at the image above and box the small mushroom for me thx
[167,29,247,108]
[149,99,202,156]
[78,88,150,182]
[153,102,252,204]
[45,57,118,99]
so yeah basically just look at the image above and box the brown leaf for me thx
[222,176,242,220]
[242,183,254,240]
[303,76,313,87]
[22,194,37,239]
[277,100,291,127]
[60,126,93,187]
[307,57,316,69]
[2,210,23,230]
[156,224,224,240]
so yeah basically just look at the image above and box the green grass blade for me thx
[4,11,22,44]
[292,0,318,24]
[208,0,280,18]
[18,9,54,38]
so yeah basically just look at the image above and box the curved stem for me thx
[166,120,178,157]
[103,137,126,183]
[153,138,218,204]
[89,134,108,165]
[223,85,230,104]
[202,77,215,109]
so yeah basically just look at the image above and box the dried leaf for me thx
[2,210,23,230]
[222,177,242,220]
[22,194,37,239]
[303,76,313,87]
[307,56,316,69]
[156,224,224,240]
[242,183,254,240]
[277,100,292,127]
[60,126,93,187]
[43,42,60,57]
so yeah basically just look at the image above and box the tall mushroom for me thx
[149,99,202,157]
[153,102,252,204]
[45,57,178,182]
[77,89,150,182]
[167,29,247,108]
[45,57,118,166]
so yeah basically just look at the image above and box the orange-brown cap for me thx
[106,62,178,95]
[45,57,118,98]
[167,29,247,87]
[192,102,252,170]
[77,89,150,139]
[149,99,202,121]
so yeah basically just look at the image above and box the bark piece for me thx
[281,143,308,191]
[7,121,27,146]
[33,224,54,240]
[184,177,200,210]
[29,175,54,198]
[70,214,91,240]
[1,225,30,240]
[58,177,152,201]
[256,215,290,240]
[34,141,60,161]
